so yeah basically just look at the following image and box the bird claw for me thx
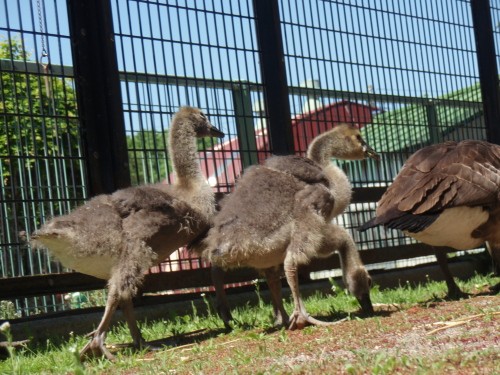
[137,340,162,352]
[273,314,289,328]
[287,311,310,330]
[288,311,346,330]
[80,337,116,361]
[446,288,469,300]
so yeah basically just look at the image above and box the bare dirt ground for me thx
[165,294,499,374]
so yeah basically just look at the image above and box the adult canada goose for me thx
[359,140,500,296]
[195,124,379,329]
[32,106,224,360]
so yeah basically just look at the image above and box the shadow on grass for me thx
[109,327,229,356]
[12,326,229,360]
[254,308,397,335]
[417,286,499,309]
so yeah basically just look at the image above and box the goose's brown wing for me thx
[361,141,500,231]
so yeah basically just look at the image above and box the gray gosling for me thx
[360,140,500,297]
[32,106,224,360]
[196,124,379,329]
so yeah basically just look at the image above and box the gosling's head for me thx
[346,267,375,316]
[174,106,225,139]
[333,124,380,161]
[307,124,379,165]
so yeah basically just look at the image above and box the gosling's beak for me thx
[357,293,375,316]
[207,123,225,139]
[362,142,380,161]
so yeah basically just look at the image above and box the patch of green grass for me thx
[0,273,498,374]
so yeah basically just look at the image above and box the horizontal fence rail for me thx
[0,59,484,108]
[0,243,454,301]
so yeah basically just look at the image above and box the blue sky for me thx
[1,0,498,129]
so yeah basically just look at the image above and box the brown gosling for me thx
[31,106,224,360]
[195,124,379,329]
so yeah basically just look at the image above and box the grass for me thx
[0,273,498,374]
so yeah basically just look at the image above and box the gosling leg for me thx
[263,266,289,327]
[284,252,342,330]
[80,248,148,361]
[80,290,119,361]
[211,265,232,329]
[119,299,147,348]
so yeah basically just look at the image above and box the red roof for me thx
[167,100,379,190]
[291,100,379,154]
[201,100,379,189]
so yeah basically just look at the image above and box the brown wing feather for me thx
[377,140,500,220]
[398,173,443,212]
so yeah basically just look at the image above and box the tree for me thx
[0,37,82,277]
[127,129,170,184]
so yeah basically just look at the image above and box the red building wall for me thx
[291,101,378,154]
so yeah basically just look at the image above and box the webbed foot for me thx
[288,310,346,330]
[80,334,115,361]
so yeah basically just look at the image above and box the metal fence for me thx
[0,0,499,317]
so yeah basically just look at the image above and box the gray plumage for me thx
[31,106,224,360]
[197,124,378,329]
[360,140,500,296]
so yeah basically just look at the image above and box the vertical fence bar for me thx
[232,84,258,168]
[66,0,131,195]
[471,0,500,144]
[252,0,294,155]
[425,101,440,144]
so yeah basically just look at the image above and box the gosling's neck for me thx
[306,130,346,166]
[169,120,203,186]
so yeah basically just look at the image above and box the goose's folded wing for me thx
[264,155,330,187]
[204,166,303,259]
[293,183,335,220]
[111,184,192,217]
[363,141,500,231]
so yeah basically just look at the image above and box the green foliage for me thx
[0,36,83,277]
[0,300,21,319]
[127,130,170,184]
[0,37,80,181]
[127,129,221,184]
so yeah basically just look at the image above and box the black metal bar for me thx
[471,0,500,144]
[232,84,259,168]
[66,0,131,195]
[0,59,485,109]
[425,101,440,144]
[252,0,294,155]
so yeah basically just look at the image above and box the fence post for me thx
[253,0,294,155]
[471,0,500,144]
[66,0,131,195]
[425,101,440,144]
[232,84,259,168]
